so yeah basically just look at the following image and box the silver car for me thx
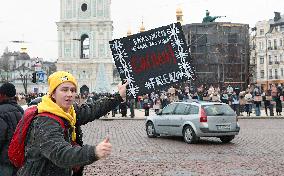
[145,101,240,144]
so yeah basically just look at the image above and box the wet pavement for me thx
[81,118,284,175]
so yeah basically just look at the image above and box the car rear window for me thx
[202,104,235,116]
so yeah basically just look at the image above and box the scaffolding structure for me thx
[182,22,250,90]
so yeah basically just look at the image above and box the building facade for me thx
[252,12,284,90]
[182,22,250,90]
[0,48,56,94]
[56,0,114,94]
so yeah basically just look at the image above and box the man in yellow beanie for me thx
[17,71,127,176]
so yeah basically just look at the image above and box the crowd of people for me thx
[141,83,284,117]
[16,82,284,118]
[8,81,284,121]
[108,83,283,118]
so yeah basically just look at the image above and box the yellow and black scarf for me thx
[37,95,77,141]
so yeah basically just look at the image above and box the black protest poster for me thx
[109,22,195,98]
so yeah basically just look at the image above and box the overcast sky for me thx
[0,0,283,61]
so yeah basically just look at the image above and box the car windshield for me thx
[202,104,235,116]
[162,103,177,115]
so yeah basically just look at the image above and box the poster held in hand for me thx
[109,22,195,98]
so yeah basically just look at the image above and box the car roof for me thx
[28,97,42,106]
[172,100,224,106]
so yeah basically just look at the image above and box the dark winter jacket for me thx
[0,99,24,165]
[17,94,123,176]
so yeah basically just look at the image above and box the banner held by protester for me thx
[109,22,195,98]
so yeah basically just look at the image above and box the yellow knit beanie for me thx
[48,71,77,94]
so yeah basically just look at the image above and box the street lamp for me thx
[17,64,31,94]
[265,32,271,91]
[19,73,28,94]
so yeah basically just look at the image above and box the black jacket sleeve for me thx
[0,118,8,149]
[76,93,124,126]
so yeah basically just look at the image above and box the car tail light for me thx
[200,108,207,122]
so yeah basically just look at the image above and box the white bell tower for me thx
[56,0,114,93]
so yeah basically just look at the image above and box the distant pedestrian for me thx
[0,83,24,176]
[239,91,246,116]
[254,92,262,116]
[230,91,240,116]
[153,97,162,113]
[119,101,127,117]
[263,91,274,116]
[244,91,253,116]
[112,105,119,117]
[210,92,220,102]
[129,98,135,118]
[220,90,229,104]
[143,94,150,116]
[161,94,169,108]
[275,92,282,116]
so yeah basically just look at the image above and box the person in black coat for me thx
[143,95,150,116]
[0,83,24,176]
[275,92,282,116]
[119,101,127,117]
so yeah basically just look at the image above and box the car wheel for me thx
[146,122,158,138]
[219,135,235,143]
[183,126,197,144]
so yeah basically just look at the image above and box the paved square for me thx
[82,118,284,175]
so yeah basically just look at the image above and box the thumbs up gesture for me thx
[95,136,112,159]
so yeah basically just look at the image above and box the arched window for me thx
[80,34,90,59]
